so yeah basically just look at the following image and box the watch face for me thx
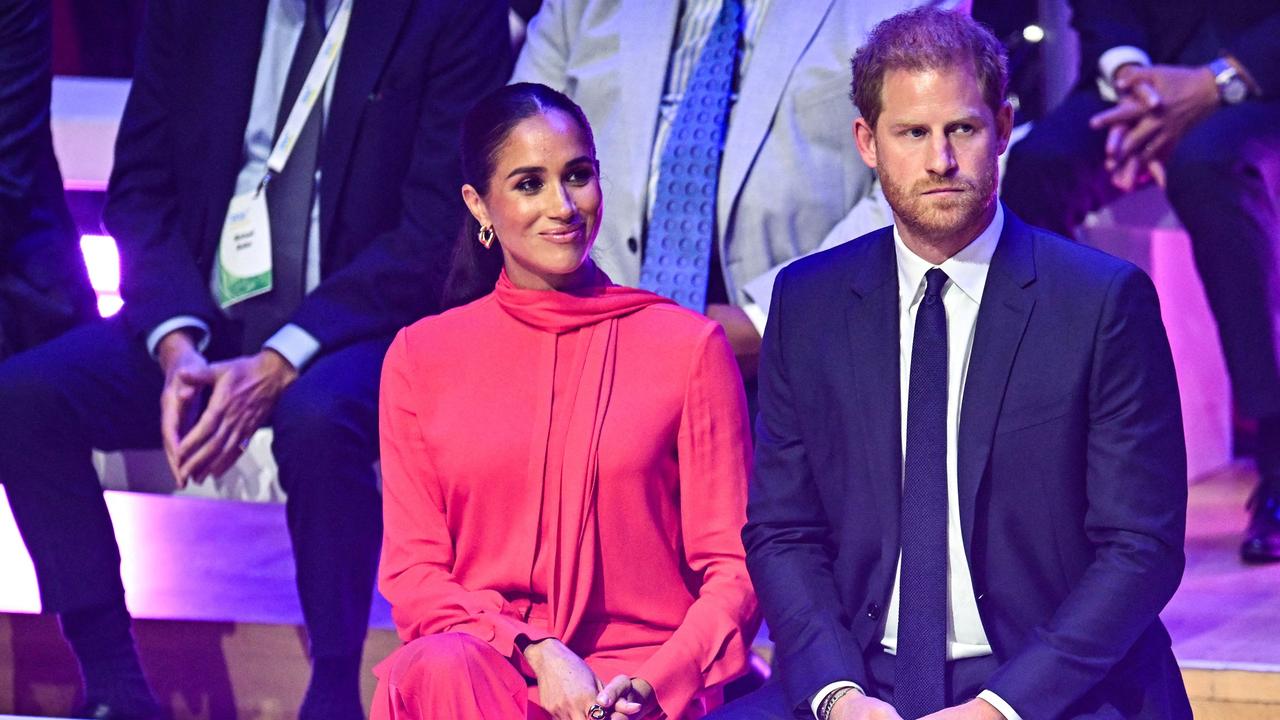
[1224,78,1248,104]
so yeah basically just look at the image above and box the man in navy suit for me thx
[715,8,1190,720]
[0,1,510,717]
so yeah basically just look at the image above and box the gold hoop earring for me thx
[477,225,496,249]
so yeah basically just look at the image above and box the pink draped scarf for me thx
[493,269,674,643]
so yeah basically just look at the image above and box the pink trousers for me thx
[372,632,714,720]
[371,633,549,720]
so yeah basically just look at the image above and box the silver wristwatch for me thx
[1208,57,1248,105]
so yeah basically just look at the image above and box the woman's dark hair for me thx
[441,82,597,310]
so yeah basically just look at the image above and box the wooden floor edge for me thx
[1182,659,1280,674]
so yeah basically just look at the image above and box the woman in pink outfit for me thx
[372,83,759,720]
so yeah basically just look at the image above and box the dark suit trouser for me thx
[1002,89,1280,420]
[0,317,386,659]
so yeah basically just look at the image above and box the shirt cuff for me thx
[741,301,768,338]
[263,323,321,371]
[978,689,1023,720]
[1097,45,1152,101]
[147,316,211,359]
[809,681,864,720]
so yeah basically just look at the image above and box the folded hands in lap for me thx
[157,330,297,485]
[522,638,658,720]
[1088,63,1220,191]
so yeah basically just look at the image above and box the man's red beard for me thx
[880,161,998,241]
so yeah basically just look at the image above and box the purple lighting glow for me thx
[80,233,123,317]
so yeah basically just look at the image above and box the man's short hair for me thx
[850,7,1009,128]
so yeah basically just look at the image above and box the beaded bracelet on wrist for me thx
[818,686,856,720]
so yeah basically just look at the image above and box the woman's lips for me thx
[540,225,585,242]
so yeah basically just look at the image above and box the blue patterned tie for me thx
[896,268,950,718]
[639,0,743,311]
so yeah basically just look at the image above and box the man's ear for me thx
[461,184,490,228]
[853,117,878,169]
[994,100,1015,156]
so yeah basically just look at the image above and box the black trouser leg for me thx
[0,318,164,613]
[0,317,165,708]
[271,336,388,718]
[1001,88,1123,237]
[1163,99,1280,423]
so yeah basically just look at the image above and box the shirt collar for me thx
[893,201,1004,307]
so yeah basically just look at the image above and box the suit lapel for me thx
[319,0,412,245]
[845,229,903,567]
[717,0,835,236]
[619,0,679,205]
[957,210,1037,554]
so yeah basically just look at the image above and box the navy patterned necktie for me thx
[896,268,950,719]
[639,0,743,311]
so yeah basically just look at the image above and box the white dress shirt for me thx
[146,0,342,370]
[811,204,1022,720]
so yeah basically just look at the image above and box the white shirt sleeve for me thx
[741,301,768,338]
[146,316,211,359]
[809,681,864,720]
[1096,45,1153,101]
[263,322,321,371]
[978,689,1023,720]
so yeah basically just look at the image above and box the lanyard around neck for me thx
[262,0,354,185]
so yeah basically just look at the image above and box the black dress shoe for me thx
[1241,483,1280,564]
[72,699,163,720]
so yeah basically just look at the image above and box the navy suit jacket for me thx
[744,209,1191,719]
[0,0,96,357]
[103,0,511,353]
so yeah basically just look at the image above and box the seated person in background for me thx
[512,0,970,381]
[715,8,1189,720]
[0,1,510,717]
[373,82,759,720]
[1001,0,1280,563]
[0,0,97,360]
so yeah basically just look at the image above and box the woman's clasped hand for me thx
[522,638,658,720]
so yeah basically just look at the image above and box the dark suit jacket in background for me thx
[103,0,512,354]
[0,0,96,358]
[744,209,1191,719]
[1070,0,1280,97]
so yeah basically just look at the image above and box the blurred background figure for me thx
[512,0,971,398]
[0,0,96,360]
[51,0,145,77]
[0,1,511,718]
[1001,0,1280,565]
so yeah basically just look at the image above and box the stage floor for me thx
[1166,462,1280,670]
[0,462,1277,670]
[0,491,392,629]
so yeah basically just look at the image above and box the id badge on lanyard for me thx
[216,0,353,309]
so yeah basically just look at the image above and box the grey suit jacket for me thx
[513,0,967,307]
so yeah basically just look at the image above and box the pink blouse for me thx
[378,272,759,717]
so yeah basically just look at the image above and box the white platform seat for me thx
[93,432,382,503]
[93,430,287,502]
